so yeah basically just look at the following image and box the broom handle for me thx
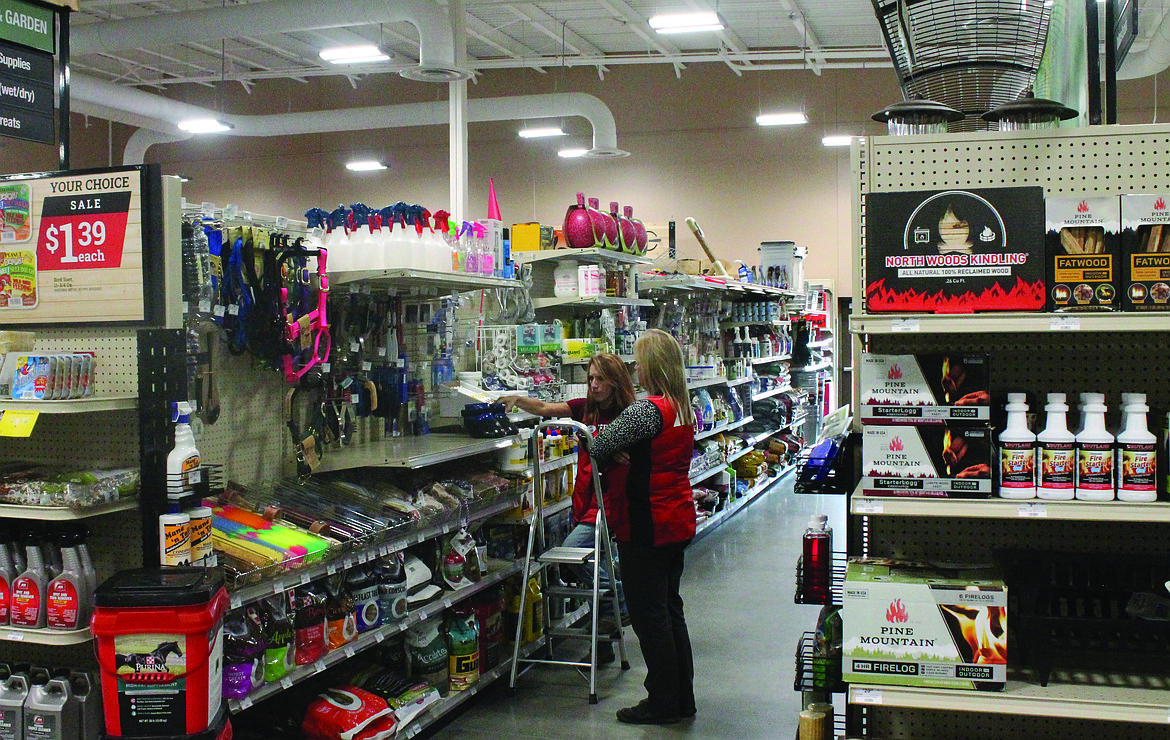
[685,217,731,277]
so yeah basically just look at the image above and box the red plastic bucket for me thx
[91,568,228,738]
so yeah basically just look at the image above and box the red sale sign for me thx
[36,191,130,270]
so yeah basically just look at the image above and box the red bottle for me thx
[802,514,833,604]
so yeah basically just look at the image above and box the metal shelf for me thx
[695,415,753,441]
[532,296,655,310]
[639,274,730,291]
[850,492,1170,522]
[726,376,754,387]
[314,434,515,472]
[0,394,138,413]
[848,680,1170,724]
[515,248,652,266]
[750,354,791,365]
[807,338,834,349]
[690,444,756,485]
[801,360,832,372]
[741,413,808,446]
[850,313,1170,335]
[535,454,575,475]
[720,320,790,328]
[1,626,92,645]
[0,499,139,521]
[497,496,573,524]
[329,268,516,292]
[686,376,731,390]
[229,561,525,714]
[752,384,793,402]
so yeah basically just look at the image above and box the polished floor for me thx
[429,473,847,740]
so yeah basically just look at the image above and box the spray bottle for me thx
[433,210,458,271]
[1076,394,1115,501]
[73,526,97,597]
[1037,393,1076,501]
[1117,395,1157,502]
[421,208,453,272]
[998,393,1037,499]
[472,222,492,277]
[324,205,351,262]
[167,401,201,501]
[10,532,46,628]
[0,525,13,626]
[46,529,89,631]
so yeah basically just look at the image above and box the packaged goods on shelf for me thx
[864,186,1045,313]
[0,465,139,508]
[860,353,990,424]
[0,352,95,400]
[1046,195,1121,312]
[1121,194,1170,311]
[843,558,1007,691]
[861,424,993,498]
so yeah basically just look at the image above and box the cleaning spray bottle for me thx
[46,529,89,631]
[10,532,46,628]
[998,393,1037,499]
[73,525,97,597]
[324,205,351,256]
[1076,394,1115,501]
[167,401,201,500]
[472,221,492,276]
[0,525,13,626]
[1117,394,1157,502]
[406,205,431,269]
[433,210,458,271]
[421,208,452,272]
[1037,393,1076,501]
[460,222,479,275]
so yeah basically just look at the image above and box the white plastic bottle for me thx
[167,402,201,500]
[554,260,579,298]
[1075,395,1115,501]
[998,393,1036,499]
[1037,393,1076,501]
[1117,397,1157,502]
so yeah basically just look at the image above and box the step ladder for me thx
[508,419,629,704]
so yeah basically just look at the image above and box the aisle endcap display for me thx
[849,491,1170,521]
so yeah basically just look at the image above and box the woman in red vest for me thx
[590,329,697,725]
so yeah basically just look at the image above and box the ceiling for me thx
[69,0,892,89]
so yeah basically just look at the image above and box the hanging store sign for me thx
[0,0,54,53]
[0,39,53,144]
[0,165,165,325]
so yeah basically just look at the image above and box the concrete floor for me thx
[428,473,847,740]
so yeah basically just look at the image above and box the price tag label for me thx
[350,341,360,353]
[349,284,360,294]
[198,300,211,314]
[377,346,387,357]
[890,318,920,333]
[326,564,338,575]
[375,631,386,643]
[276,216,289,229]
[1018,503,1048,518]
[37,192,132,272]
[201,202,216,217]
[213,305,225,317]
[299,573,312,585]
[187,469,202,485]
[230,595,242,609]
[272,581,285,595]
[314,660,327,673]
[227,304,239,315]
[280,677,294,690]
[361,284,372,295]
[238,696,253,710]
[4,631,23,641]
[0,410,39,437]
[320,363,331,373]
[361,362,372,372]
[854,499,884,514]
[343,558,355,569]
[1050,317,1080,331]
[344,645,356,658]
[854,688,883,705]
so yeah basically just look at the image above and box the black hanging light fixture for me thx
[871,99,964,136]
[981,91,1078,131]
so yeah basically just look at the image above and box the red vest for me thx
[569,400,624,525]
[609,396,696,547]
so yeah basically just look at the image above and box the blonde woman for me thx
[590,328,697,725]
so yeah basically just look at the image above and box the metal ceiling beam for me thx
[463,12,547,69]
[504,3,606,60]
[593,0,683,60]
[778,0,827,74]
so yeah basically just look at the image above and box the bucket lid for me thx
[95,568,225,608]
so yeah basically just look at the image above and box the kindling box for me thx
[860,353,990,424]
[1045,195,1121,312]
[1121,194,1170,311]
[861,425,992,497]
[844,558,1007,691]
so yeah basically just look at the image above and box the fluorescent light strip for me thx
[821,135,853,147]
[656,23,724,33]
[558,148,588,158]
[519,127,566,138]
[756,112,807,126]
[649,12,720,29]
[320,45,390,64]
[177,119,232,134]
[346,160,387,171]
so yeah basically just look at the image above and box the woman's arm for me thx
[590,400,663,461]
[498,395,571,417]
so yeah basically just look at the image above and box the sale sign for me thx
[36,191,130,270]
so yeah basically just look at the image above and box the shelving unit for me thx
[531,296,654,310]
[694,465,795,539]
[749,354,791,365]
[515,248,651,266]
[850,313,1170,335]
[695,415,753,441]
[752,384,793,402]
[689,444,756,485]
[328,268,516,292]
[1,626,93,645]
[850,494,1170,522]
[313,434,515,472]
[0,499,139,521]
[687,376,733,390]
[0,394,138,413]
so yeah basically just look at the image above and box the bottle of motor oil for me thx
[0,673,28,740]
[377,551,409,625]
[46,529,88,630]
[1117,397,1157,502]
[1037,393,1076,501]
[1076,394,1115,501]
[24,675,77,740]
[998,393,1037,500]
[259,592,296,682]
[406,619,449,695]
[67,671,101,740]
[10,532,47,628]
[347,565,380,634]
[446,606,480,691]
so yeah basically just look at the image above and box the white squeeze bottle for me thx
[167,401,201,499]
[1117,396,1157,502]
[1037,393,1076,501]
[1076,394,1115,501]
[998,393,1036,499]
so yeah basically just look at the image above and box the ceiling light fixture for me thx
[519,127,566,138]
[177,119,233,134]
[756,112,807,126]
[649,12,724,33]
[319,45,391,64]
[346,160,388,171]
[558,148,589,158]
[821,135,854,147]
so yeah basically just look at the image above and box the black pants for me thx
[617,539,695,716]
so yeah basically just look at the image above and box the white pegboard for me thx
[25,327,139,396]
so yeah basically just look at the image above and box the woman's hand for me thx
[611,450,630,466]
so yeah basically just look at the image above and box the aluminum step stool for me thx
[508,419,629,704]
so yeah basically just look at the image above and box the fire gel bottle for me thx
[1117,395,1157,502]
[998,393,1036,499]
[1076,394,1115,501]
[1038,393,1076,501]
[801,515,833,603]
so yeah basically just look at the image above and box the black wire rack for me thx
[794,630,845,694]
[793,436,849,495]
[794,551,848,606]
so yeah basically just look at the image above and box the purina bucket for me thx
[91,568,228,738]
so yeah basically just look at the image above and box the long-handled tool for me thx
[684,217,731,278]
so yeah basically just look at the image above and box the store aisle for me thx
[430,474,846,740]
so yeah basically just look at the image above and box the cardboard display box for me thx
[865,187,1046,313]
[861,424,993,498]
[1045,195,1121,311]
[860,353,990,424]
[844,558,1007,691]
[1121,194,1170,310]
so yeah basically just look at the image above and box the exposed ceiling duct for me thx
[870,0,1054,130]
[1117,6,1170,80]
[71,0,473,83]
[68,75,627,162]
